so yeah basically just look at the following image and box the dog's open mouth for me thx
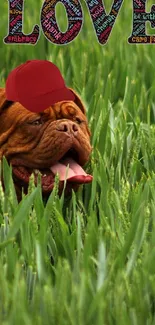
[11,149,93,193]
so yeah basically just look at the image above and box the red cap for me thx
[5,60,75,113]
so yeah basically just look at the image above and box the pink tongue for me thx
[50,158,93,184]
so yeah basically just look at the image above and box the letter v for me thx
[85,0,124,44]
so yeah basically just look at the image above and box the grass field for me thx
[0,0,155,324]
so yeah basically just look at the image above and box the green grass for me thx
[0,0,155,324]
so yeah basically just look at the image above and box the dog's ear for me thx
[0,88,7,111]
[69,88,86,115]
[0,88,13,112]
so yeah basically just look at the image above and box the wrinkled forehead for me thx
[1,100,87,124]
[40,101,87,121]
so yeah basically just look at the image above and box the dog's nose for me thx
[57,121,78,134]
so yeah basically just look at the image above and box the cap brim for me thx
[18,87,75,113]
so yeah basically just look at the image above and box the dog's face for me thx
[0,88,92,198]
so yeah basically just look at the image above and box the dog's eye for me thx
[31,119,43,126]
[76,117,83,124]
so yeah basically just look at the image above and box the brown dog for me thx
[0,88,92,199]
